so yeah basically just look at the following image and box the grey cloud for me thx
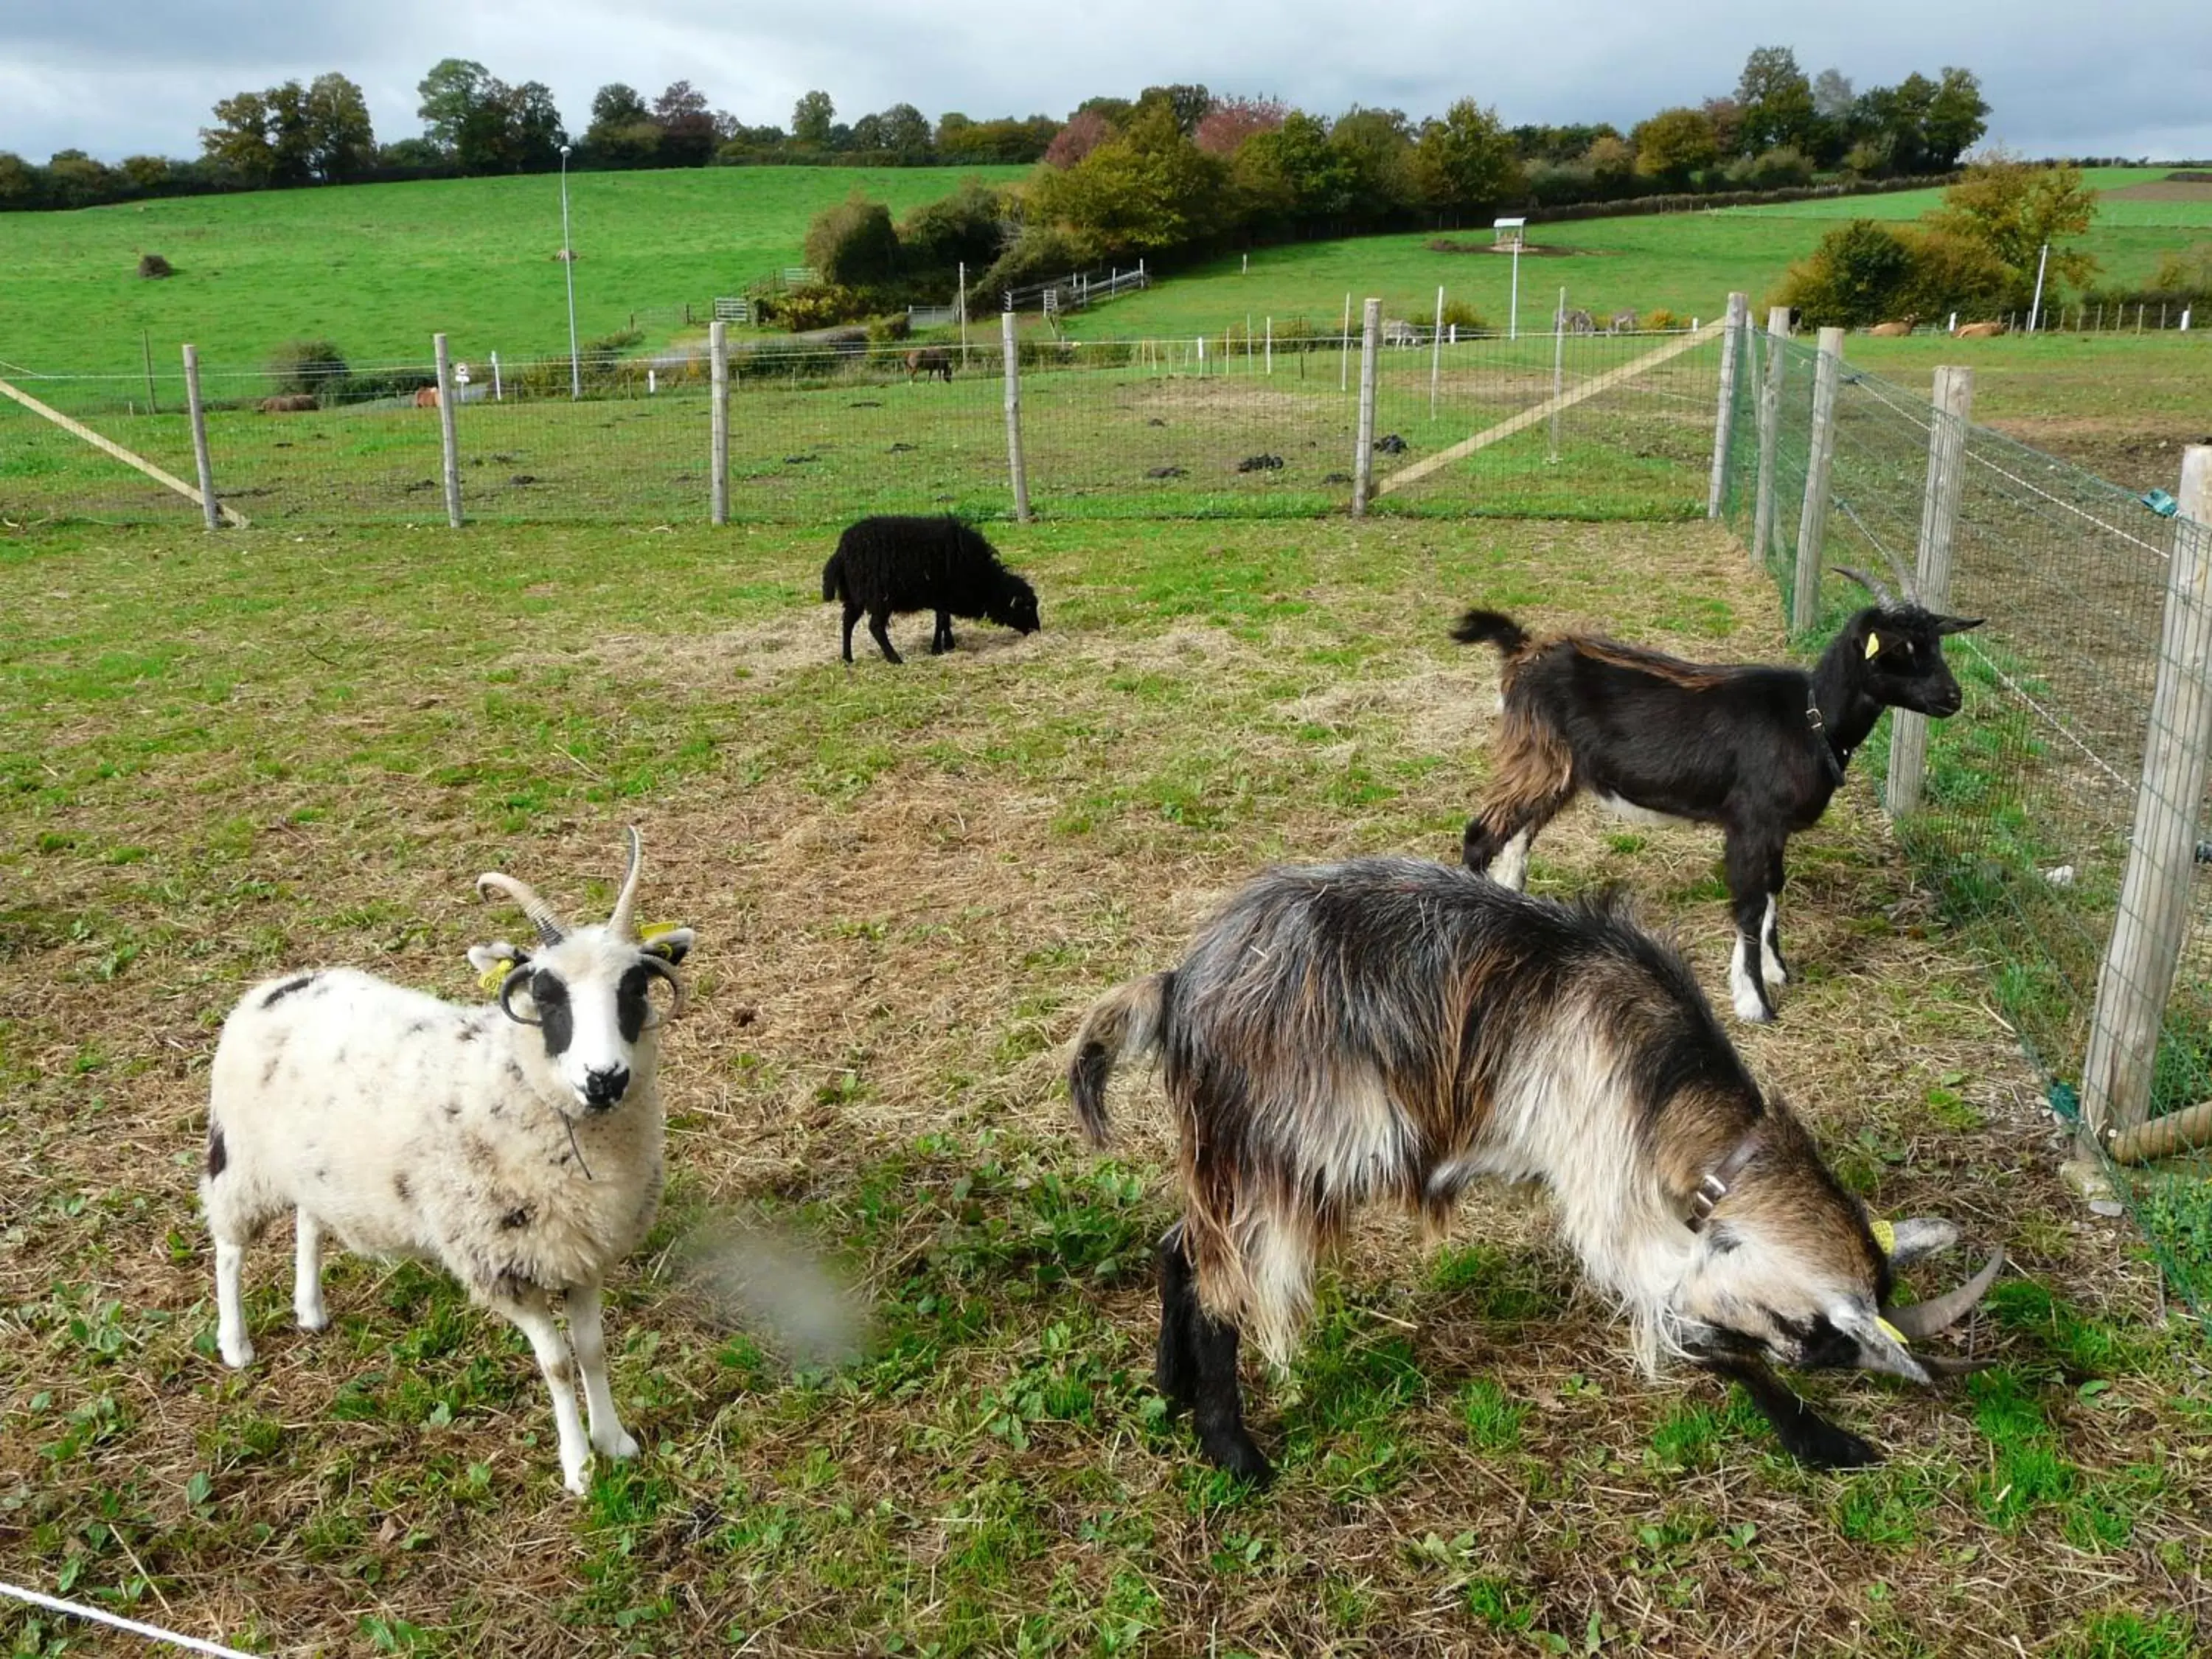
[1,0,2205,161]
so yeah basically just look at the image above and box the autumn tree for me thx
[1631,106,1719,187]
[1408,99,1520,218]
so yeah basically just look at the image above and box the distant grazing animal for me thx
[1953,320,2006,339]
[821,515,1040,665]
[1070,856,2003,1483]
[260,394,319,413]
[201,830,694,1495]
[414,386,441,408]
[1867,316,1917,338]
[905,347,953,383]
[1453,556,1982,1023]
[1607,310,1640,334]
[1381,319,1421,347]
[1559,307,1596,335]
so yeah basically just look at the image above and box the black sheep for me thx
[821,515,1041,665]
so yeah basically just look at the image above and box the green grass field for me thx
[0,166,1026,376]
[1062,167,2211,344]
[2,509,2206,1656]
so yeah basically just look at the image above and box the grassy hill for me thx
[2,163,2203,384]
[1059,167,2209,341]
[0,165,1027,376]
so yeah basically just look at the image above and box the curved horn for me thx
[1834,565,1899,610]
[1915,1352,1997,1378]
[608,826,644,942]
[496,961,543,1026]
[1884,1248,2006,1340]
[478,872,568,947]
[635,951,686,1022]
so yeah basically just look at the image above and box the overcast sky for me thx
[4,0,2208,164]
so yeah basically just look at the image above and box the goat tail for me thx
[820,552,844,604]
[1068,972,1170,1146]
[1450,608,1531,658]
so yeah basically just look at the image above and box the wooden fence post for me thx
[434,333,462,529]
[1749,306,1792,571]
[709,319,730,526]
[1001,311,1031,523]
[2081,445,2212,1147]
[1789,327,1846,632]
[1707,291,1750,518]
[1886,365,1975,815]
[181,344,220,531]
[1352,298,1382,516]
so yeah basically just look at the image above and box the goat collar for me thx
[1686,1130,1765,1232]
[1804,688,1850,785]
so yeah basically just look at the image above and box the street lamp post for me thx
[559,145,580,400]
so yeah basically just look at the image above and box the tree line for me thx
[0,47,1991,216]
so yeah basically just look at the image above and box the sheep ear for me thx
[467,942,529,984]
[639,925,694,967]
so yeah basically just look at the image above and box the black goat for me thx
[821,515,1040,665]
[1071,857,2003,1483]
[1455,563,1980,1023]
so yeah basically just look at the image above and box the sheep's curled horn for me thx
[476,870,568,946]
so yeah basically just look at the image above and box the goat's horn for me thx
[1914,1352,1998,1378]
[607,826,644,941]
[1884,1248,2006,1340]
[1834,565,1899,609]
[477,872,568,947]
[1879,544,1921,605]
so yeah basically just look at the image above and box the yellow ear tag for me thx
[1869,1216,1896,1254]
[1877,1317,1909,1346]
[639,921,680,941]
[477,961,511,992]
[1865,632,1882,659]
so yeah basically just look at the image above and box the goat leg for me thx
[841,602,862,665]
[1154,1221,1200,1413]
[1723,834,1781,1023]
[1188,1307,1273,1484]
[1704,1354,1879,1469]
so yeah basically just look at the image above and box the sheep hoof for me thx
[562,1463,591,1497]
[596,1427,640,1460]
[220,1335,255,1368]
[1731,984,1775,1024]
[295,1307,329,1333]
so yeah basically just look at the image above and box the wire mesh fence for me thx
[1720,324,2212,1321]
[0,327,1717,529]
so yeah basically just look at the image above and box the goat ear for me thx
[639,925,695,966]
[1846,1311,1933,1385]
[1937,615,1984,636]
[1877,1216,1959,1267]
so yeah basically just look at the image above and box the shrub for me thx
[898,180,1008,274]
[1644,307,1688,330]
[2149,241,2212,299]
[864,313,912,344]
[803,191,900,288]
[759,284,874,332]
[1773,218,2012,327]
[265,338,351,397]
[1439,298,1486,331]
[136,252,174,279]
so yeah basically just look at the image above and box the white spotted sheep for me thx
[201,830,694,1495]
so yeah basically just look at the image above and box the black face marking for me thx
[260,1057,280,1087]
[405,1019,431,1036]
[504,1060,525,1085]
[501,1204,535,1231]
[616,963,652,1043]
[443,1102,461,1120]
[260,973,317,1009]
[394,1172,412,1203]
[456,1023,478,1043]
[533,971,574,1060]
[206,1125,228,1178]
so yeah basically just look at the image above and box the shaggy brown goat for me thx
[1071,857,2001,1484]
